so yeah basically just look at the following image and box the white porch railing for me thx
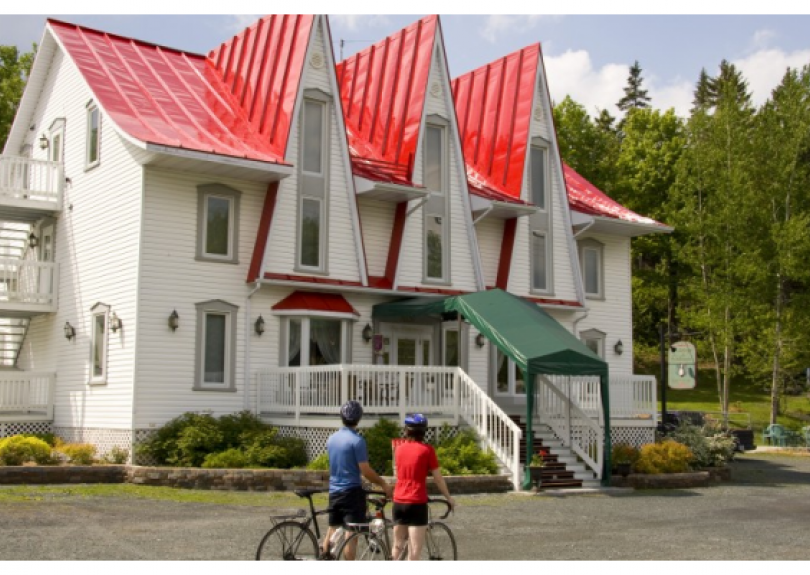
[0,156,63,207]
[0,372,55,420]
[255,364,524,490]
[0,258,59,307]
[538,375,604,479]
[547,375,657,421]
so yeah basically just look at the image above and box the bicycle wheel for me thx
[422,522,457,560]
[335,530,391,561]
[255,521,319,561]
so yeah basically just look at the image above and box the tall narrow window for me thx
[51,132,62,162]
[529,145,547,210]
[298,95,329,272]
[423,120,449,283]
[579,239,605,299]
[196,184,241,264]
[89,303,109,384]
[531,231,547,291]
[194,300,238,391]
[86,104,100,168]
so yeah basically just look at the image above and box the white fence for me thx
[0,156,63,206]
[0,258,59,307]
[547,375,657,421]
[0,372,55,420]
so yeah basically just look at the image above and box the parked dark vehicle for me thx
[658,410,755,452]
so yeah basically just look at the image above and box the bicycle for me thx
[255,488,334,561]
[334,492,457,561]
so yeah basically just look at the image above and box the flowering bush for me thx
[0,435,55,465]
[634,440,693,474]
[58,443,97,465]
[611,443,640,466]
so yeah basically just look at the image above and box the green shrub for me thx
[58,443,97,465]
[136,412,221,465]
[104,446,130,464]
[217,411,268,446]
[669,421,735,468]
[362,418,402,476]
[307,453,330,471]
[202,449,249,469]
[172,419,224,467]
[0,435,55,465]
[611,442,640,466]
[634,440,693,474]
[22,433,58,447]
[435,428,498,475]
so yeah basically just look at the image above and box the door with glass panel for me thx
[393,327,433,407]
[37,224,54,303]
[493,348,526,399]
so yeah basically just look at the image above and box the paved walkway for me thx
[1,451,809,560]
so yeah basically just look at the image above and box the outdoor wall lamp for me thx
[475,333,486,348]
[614,340,624,355]
[109,312,122,333]
[254,315,265,336]
[39,135,49,150]
[168,310,179,332]
[28,232,38,249]
[64,322,75,341]
[362,323,372,343]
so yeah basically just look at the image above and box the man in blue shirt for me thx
[322,400,392,559]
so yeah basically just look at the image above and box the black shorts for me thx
[328,487,367,527]
[392,502,429,527]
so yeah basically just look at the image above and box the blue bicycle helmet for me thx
[404,413,428,428]
[340,400,363,425]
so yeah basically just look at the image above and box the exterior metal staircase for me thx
[0,222,34,368]
[510,415,600,489]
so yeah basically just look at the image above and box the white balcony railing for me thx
[0,156,63,208]
[546,374,657,421]
[0,372,55,420]
[0,258,59,308]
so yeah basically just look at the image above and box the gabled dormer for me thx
[337,15,483,294]
[222,15,367,287]
[452,44,582,307]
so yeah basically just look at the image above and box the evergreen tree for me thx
[692,68,713,112]
[0,44,36,150]
[617,60,652,112]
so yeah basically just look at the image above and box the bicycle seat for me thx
[294,488,324,498]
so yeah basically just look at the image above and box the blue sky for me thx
[3,2,810,119]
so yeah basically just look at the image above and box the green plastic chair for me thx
[762,424,788,447]
[802,426,810,449]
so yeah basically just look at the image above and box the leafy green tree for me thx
[617,60,651,113]
[0,44,36,150]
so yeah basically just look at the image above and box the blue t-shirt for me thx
[326,427,368,494]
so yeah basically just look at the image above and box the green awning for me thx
[372,288,612,487]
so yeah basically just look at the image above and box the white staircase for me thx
[0,221,34,368]
[532,422,601,487]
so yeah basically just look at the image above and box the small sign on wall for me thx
[373,334,384,354]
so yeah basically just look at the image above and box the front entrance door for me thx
[392,327,434,406]
[37,223,54,303]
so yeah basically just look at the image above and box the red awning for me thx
[272,291,359,317]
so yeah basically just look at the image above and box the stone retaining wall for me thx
[0,465,512,494]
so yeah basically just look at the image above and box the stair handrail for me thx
[536,375,603,480]
[455,368,523,491]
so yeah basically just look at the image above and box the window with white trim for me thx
[49,118,65,163]
[579,238,605,299]
[531,231,548,292]
[281,317,351,367]
[89,303,110,384]
[493,348,526,396]
[423,119,449,283]
[297,93,330,272]
[580,328,606,359]
[194,300,238,391]
[86,103,100,168]
[529,144,547,210]
[196,184,240,264]
[528,138,552,294]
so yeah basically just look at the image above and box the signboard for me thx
[373,334,384,354]
[668,341,696,389]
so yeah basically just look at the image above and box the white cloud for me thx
[734,47,810,106]
[478,15,549,44]
[226,15,263,33]
[751,29,776,50]
[329,15,391,32]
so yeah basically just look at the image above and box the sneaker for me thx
[319,550,334,561]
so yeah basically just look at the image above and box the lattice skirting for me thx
[52,427,133,463]
[610,426,656,448]
[0,421,53,438]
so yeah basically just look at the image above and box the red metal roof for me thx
[48,16,314,165]
[452,44,541,202]
[272,291,359,316]
[336,15,438,186]
[563,163,668,227]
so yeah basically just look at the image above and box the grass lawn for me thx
[634,353,810,436]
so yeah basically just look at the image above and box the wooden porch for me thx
[0,372,55,422]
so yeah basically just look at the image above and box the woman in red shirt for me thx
[391,413,455,560]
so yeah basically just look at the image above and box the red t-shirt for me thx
[393,440,439,504]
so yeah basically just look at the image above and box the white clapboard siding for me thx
[398,48,479,293]
[474,217,504,288]
[14,48,141,429]
[573,233,634,376]
[134,169,268,427]
[262,19,362,284]
[357,198,395,278]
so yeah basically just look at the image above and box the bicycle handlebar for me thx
[365,490,452,519]
[427,498,453,520]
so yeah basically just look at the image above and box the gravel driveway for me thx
[1,452,809,560]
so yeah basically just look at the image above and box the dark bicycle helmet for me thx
[340,400,363,425]
[404,413,428,428]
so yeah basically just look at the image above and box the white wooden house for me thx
[0,14,671,489]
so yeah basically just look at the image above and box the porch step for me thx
[0,317,30,367]
[510,415,585,490]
